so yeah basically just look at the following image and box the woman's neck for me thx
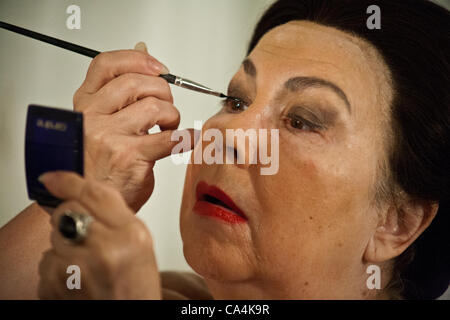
[203,271,392,299]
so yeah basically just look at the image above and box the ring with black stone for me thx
[58,211,93,244]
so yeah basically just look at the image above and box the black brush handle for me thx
[0,20,100,58]
[0,21,183,86]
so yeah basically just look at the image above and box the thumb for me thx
[135,128,195,162]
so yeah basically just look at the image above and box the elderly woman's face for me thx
[180,21,392,298]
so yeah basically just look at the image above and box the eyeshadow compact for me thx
[25,104,84,207]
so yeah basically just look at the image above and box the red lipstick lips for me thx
[194,181,247,224]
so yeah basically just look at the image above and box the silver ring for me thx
[58,211,93,243]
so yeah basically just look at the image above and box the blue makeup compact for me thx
[25,104,84,207]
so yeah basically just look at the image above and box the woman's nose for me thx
[205,107,264,170]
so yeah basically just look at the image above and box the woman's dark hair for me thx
[248,0,449,299]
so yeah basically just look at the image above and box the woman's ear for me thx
[364,199,439,262]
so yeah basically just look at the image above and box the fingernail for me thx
[134,41,148,52]
[38,173,50,184]
[158,62,170,75]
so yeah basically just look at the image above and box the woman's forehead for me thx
[257,21,370,62]
[248,20,393,118]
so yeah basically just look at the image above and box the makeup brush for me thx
[0,20,229,99]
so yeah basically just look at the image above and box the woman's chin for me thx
[179,200,256,280]
[181,230,255,283]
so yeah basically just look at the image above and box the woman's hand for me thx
[74,43,190,212]
[37,171,161,300]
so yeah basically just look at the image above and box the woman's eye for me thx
[287,114,321,132]
[221,97,248,113]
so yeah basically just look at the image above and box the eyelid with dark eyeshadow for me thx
[286,105,338,129]
[287,106,323,126]
[220,96,249,113]
[226,80,251,102]
[285,112,324,131]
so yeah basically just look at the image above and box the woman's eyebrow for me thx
[241,59,351,113]
[242,58,257,77]
[283,77,351,114]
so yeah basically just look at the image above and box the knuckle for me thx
[160,129,175,142]
[133,50,150,63]
[73,88,82,107]
[155,78,173,102]
[120,73,139,90]
[79,181,101,203]
[154,76,169,89]
[73,88,92,112]
[81,105,96,118]
[92,242,120,277]
[90,130,110,148]
[142,98,159,113]
[118,74,141,105]
[109,143,133,166]
[96,249,115,270]
[170,105,181,122]
[129,220,153,248]
[91,52,110,70]
[102,184,122,200]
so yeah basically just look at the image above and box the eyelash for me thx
[220,97,323,132]
[220,96,249,113]
[283,113,323,132]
